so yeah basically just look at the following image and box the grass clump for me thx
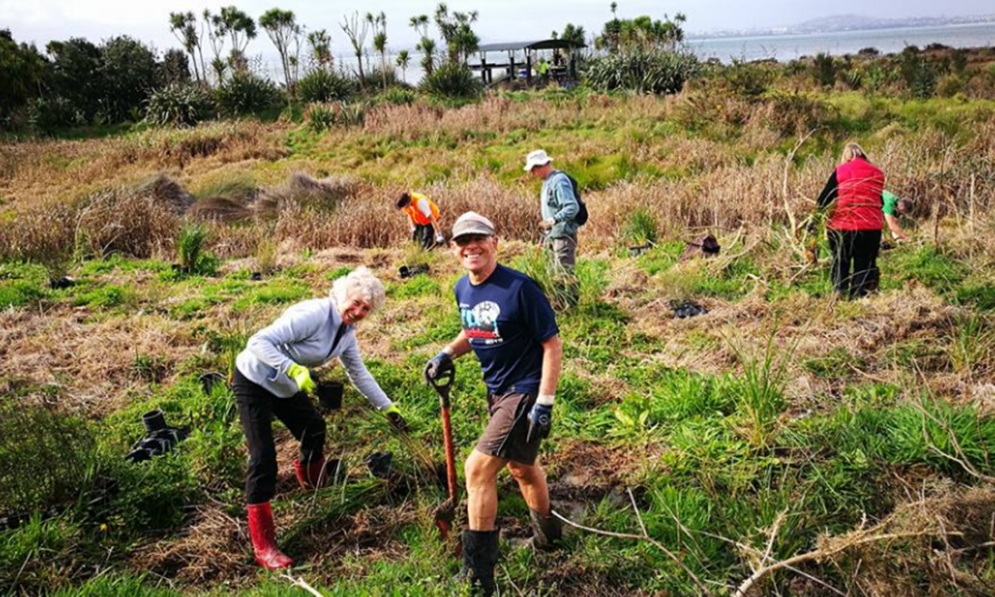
[176,224,219,276]
[729,329,790,449]
[624,207,659,246]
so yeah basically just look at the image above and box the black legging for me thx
[827,229,881,298]
[233,369,326,504]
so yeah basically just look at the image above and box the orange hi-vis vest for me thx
[403,192,440,226]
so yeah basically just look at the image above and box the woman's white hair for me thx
[330,266,385,312]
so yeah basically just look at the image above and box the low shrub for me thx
[721,59,777,98]
[145,84,215,127]
[0,400,97,515]
[304,102,367,132]
[26,96,81,133]
[374,87,418,106]
[305,103,336,133]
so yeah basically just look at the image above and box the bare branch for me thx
[551,507,714,596]
[281,573,326,597]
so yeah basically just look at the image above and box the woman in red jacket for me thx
[816,143,885,298]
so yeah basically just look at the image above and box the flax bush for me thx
[145,84,215,127]
[297,69,357,103]
[585,48,700,95]
[420,62,483,99]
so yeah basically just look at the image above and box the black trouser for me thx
[827,229,881,298]
[413,223,437,250]
[234,369,326,504]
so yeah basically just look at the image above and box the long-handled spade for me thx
[427,366,459,547]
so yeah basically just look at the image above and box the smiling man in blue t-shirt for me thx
[423,211,564,596]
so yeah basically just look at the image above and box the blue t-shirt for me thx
[454,264,559,395]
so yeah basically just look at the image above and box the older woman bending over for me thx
[233,266,406,569]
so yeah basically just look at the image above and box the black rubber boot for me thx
[461,529,500,596]
[528,509,562,551]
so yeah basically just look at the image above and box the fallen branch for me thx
[552,495,714,597]
[734,530,942,597]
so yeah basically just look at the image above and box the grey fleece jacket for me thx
[235,298,392,409]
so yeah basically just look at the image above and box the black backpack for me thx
[562,173,589,226]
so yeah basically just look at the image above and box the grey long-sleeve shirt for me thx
[235,298,392,409]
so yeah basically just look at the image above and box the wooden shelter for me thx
[471,39,585,85]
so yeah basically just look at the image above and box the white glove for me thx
[435,233,445,243]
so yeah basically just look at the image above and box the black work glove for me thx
[526,403,553,443]
[423,351,454,384]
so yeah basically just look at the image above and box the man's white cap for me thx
[452,211,496,240]
[523,149,553,172]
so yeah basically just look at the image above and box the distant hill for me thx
[794,13,995,34]
[693,13,995,39]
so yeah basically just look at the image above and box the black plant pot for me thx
[365,451,394,479]
[142,409,168,434]
[317,381,344,412]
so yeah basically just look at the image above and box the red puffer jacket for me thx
[829,157,885,231]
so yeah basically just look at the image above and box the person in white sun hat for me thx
[524,149,581,273]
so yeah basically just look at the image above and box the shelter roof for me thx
[477,39,585,52]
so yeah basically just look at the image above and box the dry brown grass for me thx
[0,122,284,211]
[4,94,993,264]
[816,483,995,597]
[254,172,362,219]
[187,197,254,223]
[0,306,197,414]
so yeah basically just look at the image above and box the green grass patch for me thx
[72,284,132,309]
[0,261,49,308]
[388,275,441,299]
[77,255,172,276]
[885,244,967,294]
[231,279,309,312]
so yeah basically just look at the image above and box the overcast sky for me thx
[2,0,992,54]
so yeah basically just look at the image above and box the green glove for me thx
[287,363,316,396]
[384,404,408,432]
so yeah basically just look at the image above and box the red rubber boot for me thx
[247,502,293,570]
[294,458,345,488]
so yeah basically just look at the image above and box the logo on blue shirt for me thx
[461,300,502,343]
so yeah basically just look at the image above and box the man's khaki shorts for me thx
[476,391,542,465]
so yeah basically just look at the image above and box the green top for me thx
[882,190,899,217]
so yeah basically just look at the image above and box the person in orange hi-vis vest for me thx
[396,191,445,249]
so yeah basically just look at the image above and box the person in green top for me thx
[882,190,913,241]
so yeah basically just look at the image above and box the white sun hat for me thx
[523,149,553,172]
